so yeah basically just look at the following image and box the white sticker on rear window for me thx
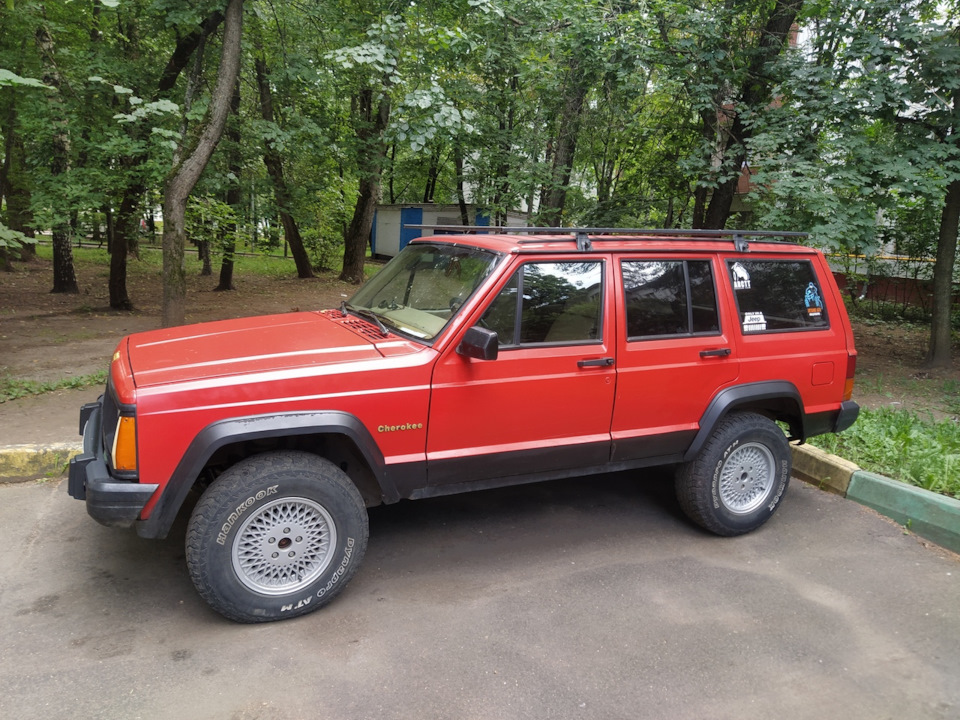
[731,262,751,290]
[743,311,766,332]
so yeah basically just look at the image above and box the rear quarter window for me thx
[727,259,829,333]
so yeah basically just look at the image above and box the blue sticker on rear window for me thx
[805,282,822,318]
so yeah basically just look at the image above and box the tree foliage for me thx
[0,0,956,359]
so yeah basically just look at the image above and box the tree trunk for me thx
[253,52,313,279]
[0,85,13,210]
[2,97,36,258]
[454,142,470,226]
[341,86,391,284]
[492,76,518,225]
[423,145,441,203]
[104,204,114,251]
[216,80,242,292]
[108,6,143,310]
[161,0,243,328]
[36,19,78,293]
[342,170,380,284]
[701,0,802,229]
[539,56,590,227]
[2,35,36,261]
[199,239,212,275]
[110,189,139,309]
[388,144,397,204]
[925,178,960,368]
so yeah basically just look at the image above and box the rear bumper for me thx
[68,401,157,528]
[834,400,860,434]
[802,400,860,440]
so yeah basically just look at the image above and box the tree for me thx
[252,24,313,279]
[745,0,959,365]
[700,0,803,229]
[215,79,242,292]
[0,66,44,268]
[108,5,227,310]
[161,0,243,327]
[326,9,401,284]
[341,85,390,283]
[35,9,78,293]
[919,27,960,367]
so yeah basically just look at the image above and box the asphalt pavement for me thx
[1,464,958,720]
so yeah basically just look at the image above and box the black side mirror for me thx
[457,326,499,361]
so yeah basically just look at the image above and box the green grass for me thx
[0,370,108,403]
[810,407,960,499]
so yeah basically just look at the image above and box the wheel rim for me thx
[231,497,337,596]
[718,442,776,515]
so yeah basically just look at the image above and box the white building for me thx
[371,204,528,258]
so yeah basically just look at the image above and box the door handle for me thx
[699,348,732,358]
[578,357,615,368]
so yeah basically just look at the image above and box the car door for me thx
[610,256,740,462]
[427,256,617,486]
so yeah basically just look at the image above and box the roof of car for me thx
[408,226,816,256]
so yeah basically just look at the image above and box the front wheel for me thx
[186,451,368,623]
[675,412,791,536]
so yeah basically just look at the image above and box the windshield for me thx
[347,243,501,342]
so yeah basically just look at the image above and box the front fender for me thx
[135,411,399,539]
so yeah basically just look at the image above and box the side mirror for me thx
[457,326,499,361]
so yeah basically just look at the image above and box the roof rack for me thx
[404,225,809,253]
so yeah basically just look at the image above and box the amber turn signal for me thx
[112,416,138,472]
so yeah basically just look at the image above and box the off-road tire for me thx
[186,451,368,623]
[676,412,791,536]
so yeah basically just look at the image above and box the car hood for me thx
[125,311,416,388]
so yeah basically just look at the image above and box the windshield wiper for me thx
[344,303,389,337]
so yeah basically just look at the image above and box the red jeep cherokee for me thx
[69,228,859,622]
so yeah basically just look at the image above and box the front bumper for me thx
[68,400,158,528]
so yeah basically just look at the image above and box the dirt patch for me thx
[1,253,958,418]
[853,319,960,420]
[0,254,359,383]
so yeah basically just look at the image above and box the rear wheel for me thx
[676,412,791,536]
[186,451,368,623]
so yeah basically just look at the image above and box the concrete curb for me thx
[847,471,960,555]
[0,443,82,482]
[790,443,859,495]
[792,443,960,555]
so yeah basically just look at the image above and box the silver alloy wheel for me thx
[231,496,337,596]
[718,442,776,515]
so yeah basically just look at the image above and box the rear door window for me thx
[727,259,829,333]
[621,259,720,340]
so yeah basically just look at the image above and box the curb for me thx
[792,443,960,555]
[790,443,859,495]
[0,443,82,482]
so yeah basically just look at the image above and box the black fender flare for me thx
[136,411,399,539]
[683,381,803,462]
